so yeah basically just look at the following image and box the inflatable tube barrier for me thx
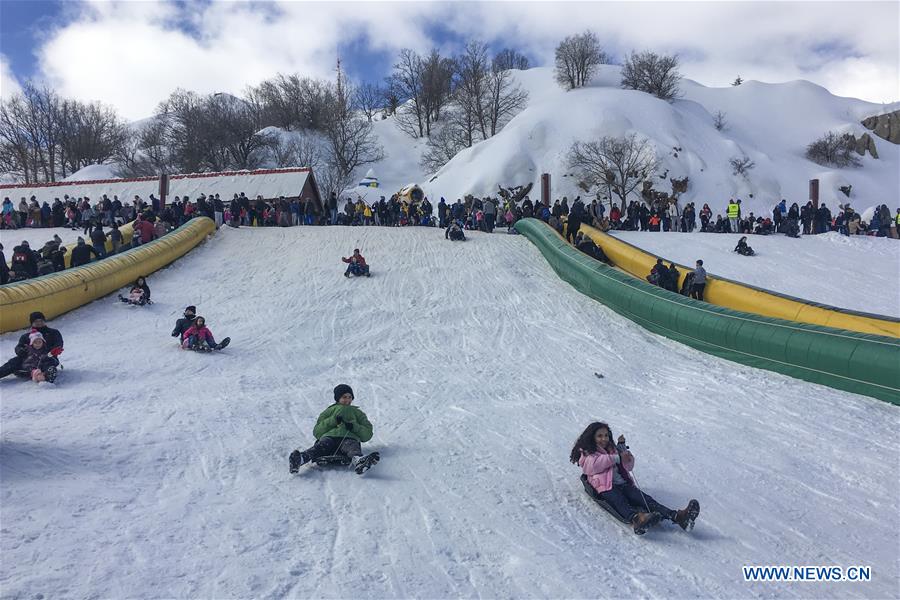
[516,218,900,405]
[574,224,900,339]
[0,217,215,333]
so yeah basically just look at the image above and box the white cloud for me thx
[1,55,22,100]
[29,1,900,120]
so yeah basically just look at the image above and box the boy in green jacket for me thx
[289,384,379,475]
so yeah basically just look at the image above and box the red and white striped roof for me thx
[0,167,314,205]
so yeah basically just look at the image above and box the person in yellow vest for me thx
[363,203,373,225]
[727,199,740,233]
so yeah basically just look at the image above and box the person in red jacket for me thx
[133,214,155,247]
[342,248,370,277]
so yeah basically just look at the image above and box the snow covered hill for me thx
[420,67,899,219]
[2,227,897,598]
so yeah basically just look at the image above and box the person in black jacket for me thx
[0,243,9,285]
[70,237,98,267]
[171,305,197,341]
[0,311,64,379]
[119,276,152,305]
[10,241,38,280]
[90,225,108,258]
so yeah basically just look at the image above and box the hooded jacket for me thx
[312,403,373,443]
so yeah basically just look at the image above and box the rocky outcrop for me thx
[861,110,900,144]
[846,132,879,158]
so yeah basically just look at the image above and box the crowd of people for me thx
[591,197,898,239]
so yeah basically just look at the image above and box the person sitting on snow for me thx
[16,331,60,383]
[0,312,64,380]
[171,305,198,340]
[119,276,152,305]
[570,421,699,535]
[445,222,466,241]
[734,236,755,256]
[342,249,370,277]
[181,316,228,351]
[289,384,379,475]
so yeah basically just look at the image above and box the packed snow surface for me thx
[1,227,898,598]
[610,230,900,317]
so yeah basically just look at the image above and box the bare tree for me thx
[729,155,755,176]
[454,41,491,144]
[620,50,682,101]
[391,47,454,138]
[354,82,383,122]
[713,110,727,131]
[421,120,468,173]
[554,30,609,90]
[268,130,323,168]
[567,133,661,207]
[391,49,427,137]
[486,63,529,137]
[805,132,862,168]
[58,99,127,174]
[493,48,530,71]
[381,76,401,118]
[322,71,385,183]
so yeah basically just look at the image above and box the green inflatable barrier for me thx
[515,218,900,405]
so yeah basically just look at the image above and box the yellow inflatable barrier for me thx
[0,217,215,333]
[577,224,900,338]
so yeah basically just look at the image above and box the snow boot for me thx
[632,511,662,535]
[352,452,380,475]
[343,271,350,278]
[673,499,700,531]
[289,450,309,474]
[215,337,231,350]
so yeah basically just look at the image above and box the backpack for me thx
[11,250,30,271]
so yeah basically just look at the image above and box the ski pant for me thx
[599,483,674,523]
[184,334,217,349]
[346,264,369,276]
[690,283,705,301]
[485,213,495,233]
[0,355,24,379]
[728,217,738,233]
[566,219,581,243]
[303,436,362,460]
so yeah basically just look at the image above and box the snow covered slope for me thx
[421,67,899,219]
[2,227,897,598]
[610,230,900,317]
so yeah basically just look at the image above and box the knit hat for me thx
[185,305,196,314]
[29,331,45,345]
[333,384,354,402]
[29,311,46,324]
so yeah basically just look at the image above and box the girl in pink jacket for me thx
[570,422,699,534]
[181,316,229,351]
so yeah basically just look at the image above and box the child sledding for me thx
[171,306,230,352]
[571,422,699,535]
[118,276,152,305]
[15,331,60,383]
[734,236,755,256]
[289,384,380,475]
[342,249,370,277]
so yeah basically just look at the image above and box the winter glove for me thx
[14,345,27,358]
[335,415,343,424]
[49,347,63,357]
[344,421,354,432]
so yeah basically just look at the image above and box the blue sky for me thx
[1,1,897,120]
